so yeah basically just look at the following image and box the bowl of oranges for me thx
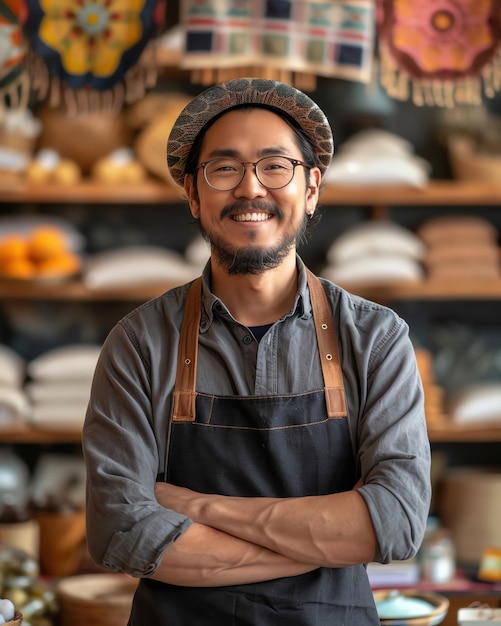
[0,225,82,282]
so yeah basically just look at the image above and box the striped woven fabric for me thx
[180,0,375,90]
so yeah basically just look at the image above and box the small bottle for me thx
[421,524,456,583]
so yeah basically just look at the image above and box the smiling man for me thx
[83,78,431,625]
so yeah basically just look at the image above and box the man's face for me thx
[184,108,321,275]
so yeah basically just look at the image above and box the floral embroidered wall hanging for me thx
[23,0,165,113]
[377,0,501,107]
[0,0,29,108]
[180,0,375,92]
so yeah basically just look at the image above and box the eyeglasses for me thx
[195,156,309,191]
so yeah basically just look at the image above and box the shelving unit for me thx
[2,178,501,445]
[1,38,499,625]
[3,180,501,302]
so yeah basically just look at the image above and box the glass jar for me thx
[420,526,456,583]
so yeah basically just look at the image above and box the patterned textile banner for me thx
[0,0,29,108]
[23,0,165,113]
[377,0,501,107]
[180,0,375,90]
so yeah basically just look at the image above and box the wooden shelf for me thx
[0,423,81,444]
[3,179,501,206]
[2,277,501,301]
[427,423,501,442]
[337,279,501,301]
[319,180,501,206]
[0,278,182,300]
[1,420,500,445]
[0,180,186,204]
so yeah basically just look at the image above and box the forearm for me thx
[155,484,377,569]
[199,490,376,567]
[150,521,317,587]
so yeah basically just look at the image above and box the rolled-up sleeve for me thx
[339,298,431,563]
[82,322,193,577]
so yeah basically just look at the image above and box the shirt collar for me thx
[199,255,312,333]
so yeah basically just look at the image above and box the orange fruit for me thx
[36,252,81,278]
[2,257,37,279]
[28,226,68,262]
[0,235,29,262]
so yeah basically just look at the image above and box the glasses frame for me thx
[195,155,310,191]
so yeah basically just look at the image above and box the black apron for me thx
[128,271,379,625]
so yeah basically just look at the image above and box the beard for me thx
[197,200,308,275]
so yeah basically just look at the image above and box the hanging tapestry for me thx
[179,0,375,91]
[23,0,166,113]
[0,0,29,108]
[377,0,501,107]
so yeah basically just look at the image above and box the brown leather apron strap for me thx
[172,277,202,422]
[172,270,347,422]
[306,269,347,418]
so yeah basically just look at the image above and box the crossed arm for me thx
[151,481,376,587]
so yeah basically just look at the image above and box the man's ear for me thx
[306,167,321,210]
[184,174,200,219]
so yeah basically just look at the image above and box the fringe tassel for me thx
[189,66,317,91]
[26,41,159,115]
[0,71,30,109]
[379,45,501,107]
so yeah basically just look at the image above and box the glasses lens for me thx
[203,156,298,190]
[256,156,296,189]
[205,158,244,191]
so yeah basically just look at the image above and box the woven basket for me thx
[0,129,35,155]
[448,134,501,182]
[35,509,86,577]
[6,612,23,626]
[56,574,138,626]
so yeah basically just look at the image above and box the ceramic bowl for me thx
[373,589,450,626]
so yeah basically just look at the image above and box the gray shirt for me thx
[82,257,431,578]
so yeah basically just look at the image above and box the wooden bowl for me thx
[56,573,138,626]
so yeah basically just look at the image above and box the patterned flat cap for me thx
[167,77,334,187]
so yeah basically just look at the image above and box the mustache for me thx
[220,200,283,220]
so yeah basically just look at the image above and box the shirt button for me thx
[214,303,223,313]
[200,319,207,329]
[243,335,253,345]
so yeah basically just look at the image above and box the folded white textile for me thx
[327,221,425,265]
[322,255,424,284]
[0,345,25,387]
[448,384,501,426]
[27,345,102,382]
[25,380,93,404]
[324,128,431,187]
[83,246,200,289]
[0,387,30,423]
[30,401,90,426]
[325,153,430,187]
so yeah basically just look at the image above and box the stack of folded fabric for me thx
[323,128,431,188]
[0,344,29,426]
[321,221,425,284]
[417,215,501,281]
[25,344,102,429]
[446,384,501,427]
[83,245,201,289]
